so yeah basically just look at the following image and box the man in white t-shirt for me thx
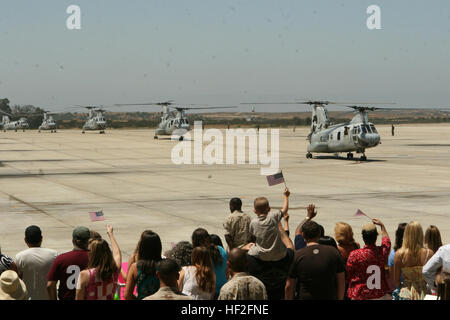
[15,225,57,300]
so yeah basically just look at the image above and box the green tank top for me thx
[136,264,160,300]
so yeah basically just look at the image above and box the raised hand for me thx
[106,224,114,236]
[307,204,317,219]
[372,218,383,226]
[284,188,291,198]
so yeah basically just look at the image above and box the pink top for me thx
[85,268,119,300]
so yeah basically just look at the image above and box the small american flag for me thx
[266,172,285,186]
[89,211,105,222]
[354,209,371,219]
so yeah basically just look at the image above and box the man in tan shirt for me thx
[218,248,267,300]
[223,198,253,250]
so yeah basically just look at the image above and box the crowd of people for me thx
[0,188,449,300]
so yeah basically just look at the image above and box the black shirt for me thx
[289,244,345,300]
[247,248,294,300]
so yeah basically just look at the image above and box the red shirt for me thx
[47,249,89,300]
[346,236,391,300]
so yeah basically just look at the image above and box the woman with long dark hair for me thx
[388,223,407,287]
[76,225,121,300]
[125,230,162,300]
[178,247,215,300]
[424,225,443,254]
[191,228,227,298]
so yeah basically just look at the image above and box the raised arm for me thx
[295,204,317,236]
[372,218,389,239]
[107,225,122,270]
[280,188,290,216]
[283,212,290,236]
[278,222,294,250]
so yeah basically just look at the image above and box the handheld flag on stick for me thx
[89,210,105,222]
[266,171,287,187]
[354,209,372,220]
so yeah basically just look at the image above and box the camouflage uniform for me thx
[143,287,193,300]
[218,272,268,300]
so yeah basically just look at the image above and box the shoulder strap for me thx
[88,268,96,285]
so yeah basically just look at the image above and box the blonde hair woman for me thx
[334,222,360,262]
[394,221,434,300]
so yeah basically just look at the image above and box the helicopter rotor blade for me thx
[241,101,396,106]
[174,106,237,111]
[114,100,175,107]
[0,110,13,117]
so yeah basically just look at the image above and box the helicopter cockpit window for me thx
[365,124,372,133]
[370,124,378,133]
[360,125,366,133]
[337,132,341,140]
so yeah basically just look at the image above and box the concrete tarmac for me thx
[1,124,449,259]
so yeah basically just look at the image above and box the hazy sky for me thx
[1,0,449,112]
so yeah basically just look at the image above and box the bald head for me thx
[228,248,248,273]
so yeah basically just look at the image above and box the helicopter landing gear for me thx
[306,153,313,159]
[360,154,367,161]
[99,130,105,134]
[82,131,85,134]
[179,136,184,141]
[154,135,158,140]
[347,152,354,159]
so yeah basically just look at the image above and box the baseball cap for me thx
[25,225,42,244]
[72,226,91,240]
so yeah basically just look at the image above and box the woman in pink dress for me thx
[76,225,122,300]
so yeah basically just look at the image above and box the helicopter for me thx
[75,106,107,134]
[114,101,236,141]
[0,110,30,132]
[246,106,256,122]
[38,111,57,133]
[242,100,394,161]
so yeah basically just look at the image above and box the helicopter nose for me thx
[359,134,380,147]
